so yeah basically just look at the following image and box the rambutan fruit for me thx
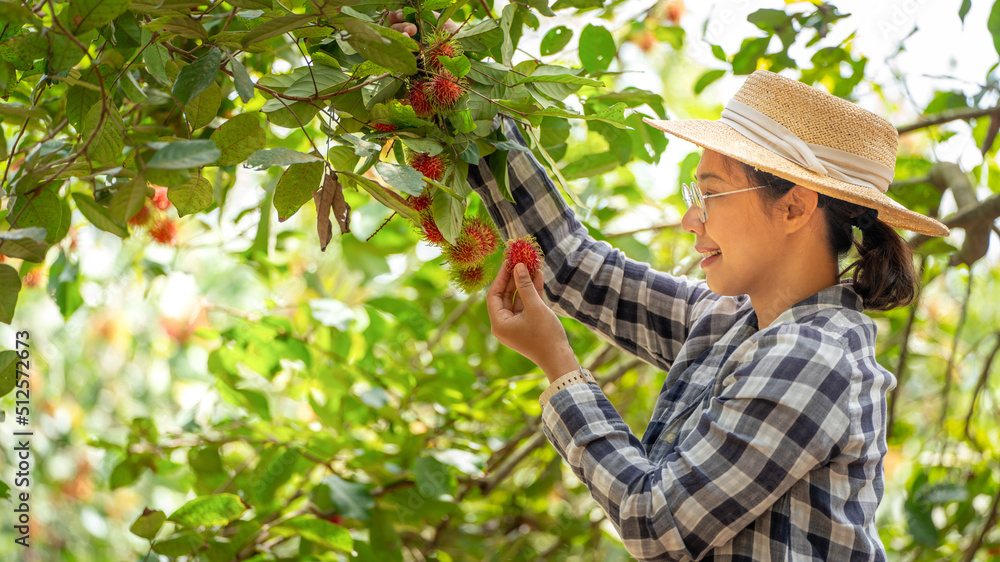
[371,123,397,132]
[149,218,178,246]
[420,212,447,245]
[128,203,154,229]
[426,33,464,72]
[450,264,490,294]
[407,80,434,117]
[463,216,500,259]
[408,192,433,212]
[408,152,446,182]
[444,220,497,267]
[428,72,464,109]
[152,185,171,210]
[504,234,544,278]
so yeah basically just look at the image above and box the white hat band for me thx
[719,99,895,193]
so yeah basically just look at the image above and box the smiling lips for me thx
[696,246,722,258]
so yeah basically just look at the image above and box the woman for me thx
[473,70,949,561]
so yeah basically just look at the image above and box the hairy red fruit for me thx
[504,235,544,277]
[325,514,344,526]
[427,40,461,71]
[409,192,433,212]
[371,123,397,132]
[420,212,446,245]
[149,218,178,246]
[429,73,464,109]
[128,203,154,228]
[407,80,434,117]
[408,152,446,182]
[464,216,500,258]
[450,264,489,294]
[152,186,171,211]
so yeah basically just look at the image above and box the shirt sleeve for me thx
[466,116,716,371]
[539,323,855,561]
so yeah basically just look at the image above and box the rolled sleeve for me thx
[540,323,855,561]
[467,116,716,371]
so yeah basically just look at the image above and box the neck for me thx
[751,248,838,330]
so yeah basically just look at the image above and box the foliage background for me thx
[1,0,999,560]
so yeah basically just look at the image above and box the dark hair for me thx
[724,159,918,311]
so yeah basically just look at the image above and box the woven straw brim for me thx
[643,117,950,237]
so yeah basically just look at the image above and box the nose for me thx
[681,206,704,235]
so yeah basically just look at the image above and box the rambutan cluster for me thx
[128,184,179,246]
[409,192,500,293]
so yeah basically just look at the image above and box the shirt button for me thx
[666,432,677,442]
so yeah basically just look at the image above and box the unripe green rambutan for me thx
[450,264,490,294]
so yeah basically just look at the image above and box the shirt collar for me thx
[769,281,865,326]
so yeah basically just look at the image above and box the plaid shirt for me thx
[467,117,896,561]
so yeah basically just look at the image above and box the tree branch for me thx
[898,105,1000,135]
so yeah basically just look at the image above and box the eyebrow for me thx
[695,172,726,183]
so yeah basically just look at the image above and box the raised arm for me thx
[467,116,717,371]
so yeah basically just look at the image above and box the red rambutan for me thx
[420,212,447,245]
[149,218,178,246]
[428,72,464,109]
[408,152,446,182]
[504,234,544,278]
[152,185,171,210]
[128,203,154,229]
[409,192,433,212]
[371,123,397,132]
[463,216,500,258]
[407,80,434,117]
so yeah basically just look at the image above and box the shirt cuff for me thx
[539,366,597,408]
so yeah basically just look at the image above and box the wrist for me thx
[542,349,579,383]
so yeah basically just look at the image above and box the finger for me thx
[514,263,544,309]
[486,266,509,317]
[386,9,404,24]
[389,22,417,36]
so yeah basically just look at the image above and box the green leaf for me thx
[8,189,63,244]
[0,227,48,262]
[241,14,313,46]
[398,137,443,156]
[488,149,512,203]
[455,19,502,52]
[110,176,148,225]
[168,493,247,527]
[435,55,471,78]
[449,109,476,134]
[0,264,21,324]
[246,147,321,168]
[498,3,516,65]
[71,193,129,238]
[184,82,222,129]
[991,1,1000,59]
[229,55,255,102]
[47,250,83,319]
[270,516,353,552]
[152,531,205,557]
[375,162,425,196]
[431,189,464,246]
[211,113,266,166]
[339,133,382,158]
[82,104,125,163]
[144,41,170,84]
[120,70,147,103]
[514,74,602,87]
[274,162,324,222]
[579,24,615,73]
[130,508,167,541]
[62,0,131,36]
[694,69,726,94]
[323,474,375,521]
[0,350,17,398]
[147,140,220,169]
[540,26,573,56]
[168,175,213,217]
[414,456,457,498]
[172,47,222,106]
[340,18,417,75]
[732,37,769,75]
[960,0,972,24]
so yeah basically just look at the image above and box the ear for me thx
[781,185,819,233]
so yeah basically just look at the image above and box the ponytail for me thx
[725,157,919,311]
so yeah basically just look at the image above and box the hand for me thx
[486,263,579,382]
[386,9,460,37]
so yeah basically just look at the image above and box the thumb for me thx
[514,263,542,306]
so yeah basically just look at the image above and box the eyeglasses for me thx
[681,181,767,223]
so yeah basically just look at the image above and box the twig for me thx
[936,272,973,433]
[898,105,1000,135]
[962,332,1000,447]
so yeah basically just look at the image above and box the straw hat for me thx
[643,70,949,237]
